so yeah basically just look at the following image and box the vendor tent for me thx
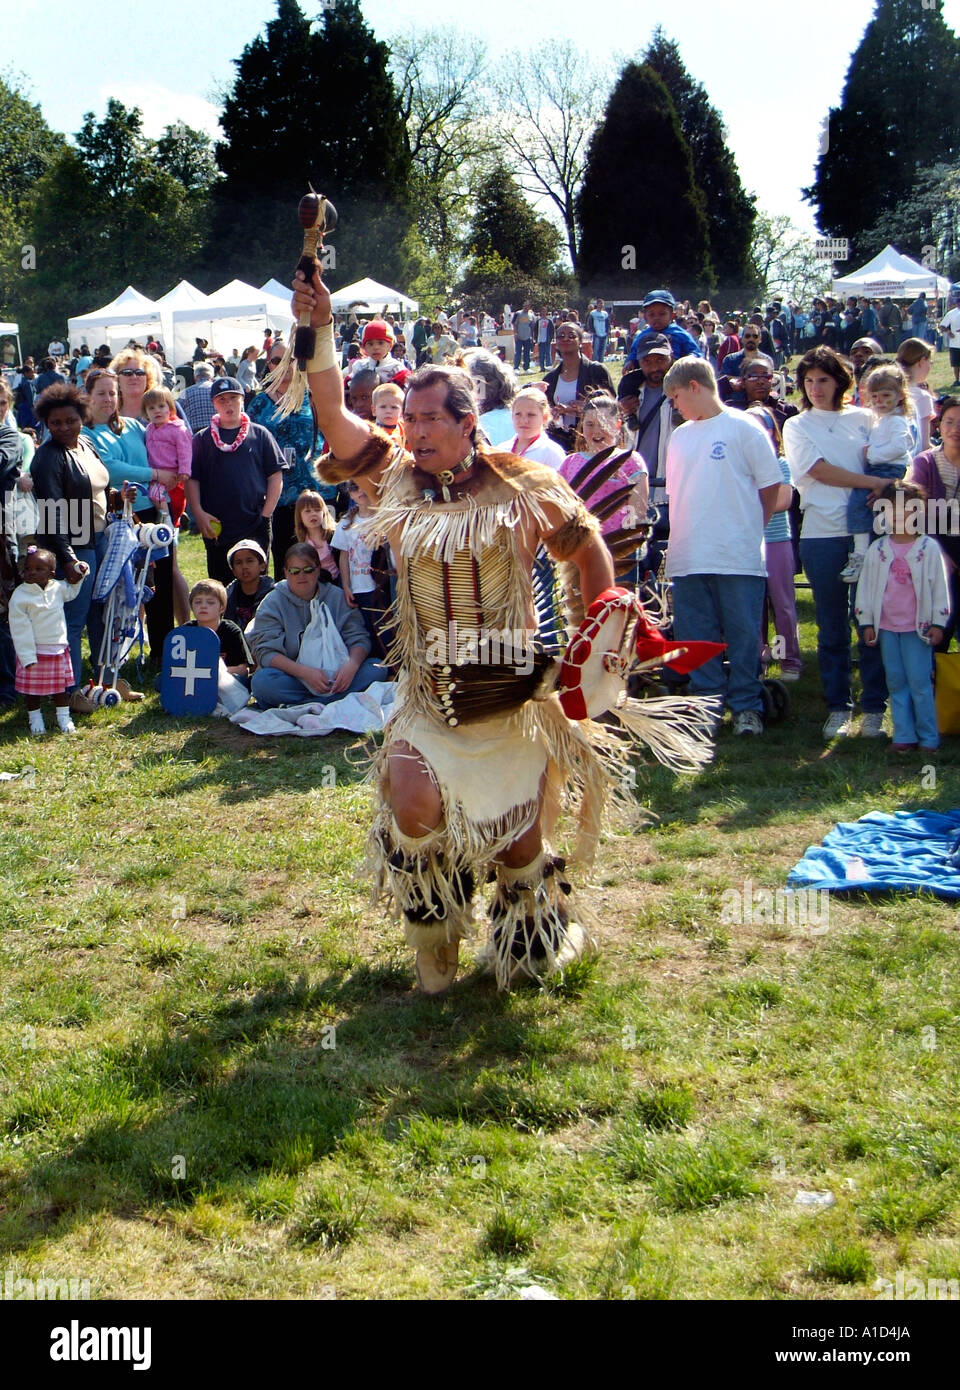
[155,280,209,359]
[67,286,162,352]
[167,279,295,366]
[0,321,22,366]
[329,278,418,316]
[832,244,950,300]
[260,278,291,301]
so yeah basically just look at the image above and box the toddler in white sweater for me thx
[8,546,88,734]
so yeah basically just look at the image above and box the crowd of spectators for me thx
[2,280,958,752]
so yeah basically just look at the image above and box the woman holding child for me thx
[782,347,888,739]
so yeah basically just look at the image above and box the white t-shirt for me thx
[783,406,872,539]
[332,517,376,594]
[910,383,933,433]
[510,433,567,470]
[554,374,578,428]
[665,408,782,578]
[940,307,960,348]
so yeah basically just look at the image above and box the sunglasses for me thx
[268,357,284,366]
[119,368,147,377]
[87,369,118,380]
[285,564,318,576]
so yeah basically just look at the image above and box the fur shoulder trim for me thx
[318,424,401,484]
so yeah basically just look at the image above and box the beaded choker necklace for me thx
[418,451,476,502]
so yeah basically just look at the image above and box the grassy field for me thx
[0,354,958,1302]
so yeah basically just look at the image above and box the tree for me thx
[576,63,712,299]
[491,40,608,272]
[750,213,830,306]
[459,165,567,311]
[18,101,211,350]
[806,0,960,260]
[859,163,960,281]
[0,72,64,326]
[644,28,755,293]
[390,28,494,290]
[211,0,415,290]
[156,122,220,194]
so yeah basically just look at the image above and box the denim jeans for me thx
[251,656,389,708]
[62,530,108,690]
[513,338,531,372]
[593,335,607,362]
[670,573,767,712]
[878,629,938,746]
[537,342,553,371]
[800,535,887,712]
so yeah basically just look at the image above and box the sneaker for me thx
[823,710,852,739]
[56,715,77,735]
[69,689,96,715]
[733,710,764,736]
[891,742,918,752]
[839,553,864,583]
[778,669,802,682]
[860,711,886,738]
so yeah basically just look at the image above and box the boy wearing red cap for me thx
[345,321,407,386]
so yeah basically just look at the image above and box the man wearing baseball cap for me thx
[185,377,284,583]
[618,333,677,574]
[625,289,702,369]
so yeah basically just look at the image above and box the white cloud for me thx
[96,83,222,141]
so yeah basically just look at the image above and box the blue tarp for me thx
[787,809,960,900]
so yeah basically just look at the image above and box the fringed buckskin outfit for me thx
[320,426,634,989]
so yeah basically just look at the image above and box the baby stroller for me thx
[84,496,174,707]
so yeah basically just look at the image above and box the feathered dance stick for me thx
[266,186,338,419]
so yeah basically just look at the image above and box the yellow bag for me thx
[935,653,960,735]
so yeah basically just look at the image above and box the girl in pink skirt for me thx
[7,546,88,735]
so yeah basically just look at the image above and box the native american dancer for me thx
[290,266,716,996]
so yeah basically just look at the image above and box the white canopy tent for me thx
[167,279,296,366]
[67,286,163,352]
[832,244,951,300]
[0,321,22,366]
[329,278,418,316]
[260,278,291,302]
[155,280,209,360]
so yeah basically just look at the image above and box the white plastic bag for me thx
[298,596,348,676]
[217,661,251,714]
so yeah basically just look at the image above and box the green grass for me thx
[0,531,958,1299]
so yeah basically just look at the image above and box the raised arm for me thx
[292,265,371,461]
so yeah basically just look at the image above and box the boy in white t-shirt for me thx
[663,357,786,736]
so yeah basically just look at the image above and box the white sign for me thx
[815,237,849,261]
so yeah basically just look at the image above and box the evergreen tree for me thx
[465,165,562,281]
[0,75,64,331]
[210,0,415,290]
[806,0,960,258]
[644,28,755,293]
[576,63,712,298]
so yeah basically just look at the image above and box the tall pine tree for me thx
[576,63,712,298]
[806,0,960,258]
[644,28,755,294]
[210,0,415,290]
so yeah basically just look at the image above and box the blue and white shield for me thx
[161,626,220,715]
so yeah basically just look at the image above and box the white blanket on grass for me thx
[230,682,396,736]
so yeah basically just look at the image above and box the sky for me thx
[9,0,960,239]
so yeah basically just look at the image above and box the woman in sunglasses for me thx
[247,344,321,577]
[246,540,387,707]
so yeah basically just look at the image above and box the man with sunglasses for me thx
[186,377,284,583]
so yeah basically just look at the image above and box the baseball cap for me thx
[226,538,267,565]
[634,332,673,360]
[211,376,243,397]
[362,319,395,343]
[642,289,676,309]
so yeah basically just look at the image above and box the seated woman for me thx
[247,541,389,707]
